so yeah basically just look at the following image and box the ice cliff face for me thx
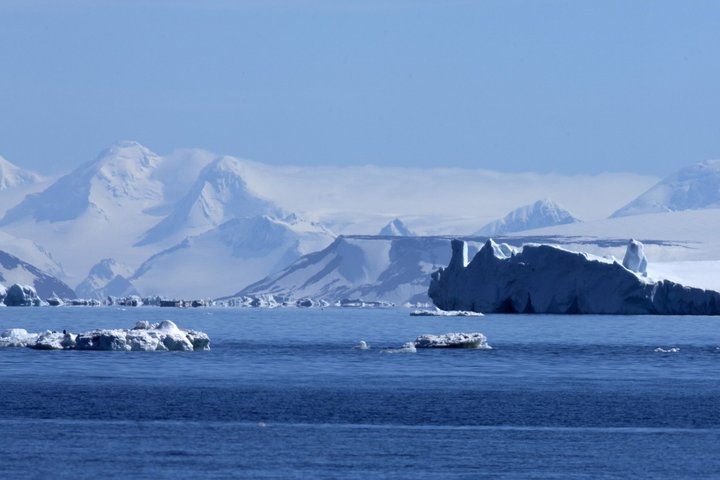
[612,160,720,217]
[476,199,580,236]
[429,239,720,315]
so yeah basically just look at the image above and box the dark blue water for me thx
[1,308,720,479]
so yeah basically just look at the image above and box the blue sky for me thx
[1,0,719,175]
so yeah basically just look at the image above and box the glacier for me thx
[429,239,720,315]
[0,320,210,351]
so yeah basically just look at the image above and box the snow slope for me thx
[0,155,43,191]
[0,155,51,217]
[612,160,720,217]
[0,230,65,279]
[0,249,75,299]
[131,215,334,298]
[475,198,580,236]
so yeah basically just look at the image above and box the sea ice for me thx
[409,308,483,317]
[0,320,209,351]
[654,347,680,353]
[414,332,491,349]
[382,342,417,354]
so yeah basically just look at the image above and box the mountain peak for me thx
[0,155,43,191]
[378,218,415,236]
[135,156,280,246]
[476,198,580,236]
[612,159,720,218]
[0,142,164,225]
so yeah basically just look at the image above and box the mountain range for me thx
[0,142,716,302]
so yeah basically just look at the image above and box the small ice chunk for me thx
[353,340,369,350]
[382,342,417,354]
[0,328,38,347]
[654,347,680,353]
[410,308,483,317]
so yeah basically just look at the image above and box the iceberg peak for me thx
[622,239,648,275]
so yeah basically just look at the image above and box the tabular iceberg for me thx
[0,320,210,351]
[429,239,720,315]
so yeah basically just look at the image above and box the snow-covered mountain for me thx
[0,141,173,283]
[0,249,75,299]
[611,160,720,218]
[378,218,415,236]
[137,156,280,246]
[0,142,288,288]
[75,258,139,299]
[1,141,165,225]
[130,215,335,298]
[475,199,580,236]
[230,236,486,304]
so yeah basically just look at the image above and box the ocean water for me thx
[1,307,720,479]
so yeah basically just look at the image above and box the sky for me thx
[1,0,719,175]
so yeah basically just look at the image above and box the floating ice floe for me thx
[414,332,491,349]
[430,238,720,315]
[410,308,483,317]
[0,320,210,351]
[382,342,417,354]
[654,347,680,353]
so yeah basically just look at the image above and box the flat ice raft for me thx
[429,239,720,315]
[414,332,491,349]
[0,320,210,351]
